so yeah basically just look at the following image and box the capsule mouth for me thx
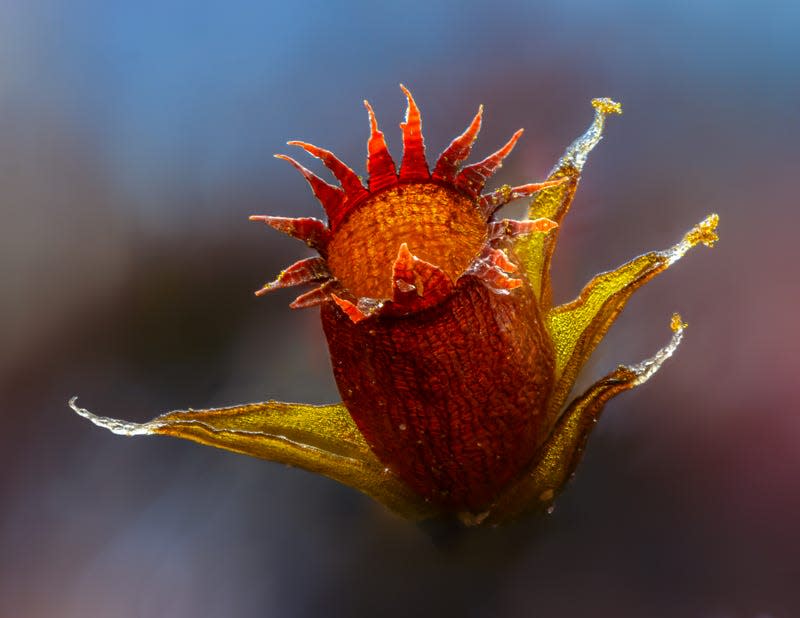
[325,183,487,301]
[251,86,563,322]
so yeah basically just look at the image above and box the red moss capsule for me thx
[270,87,565,511]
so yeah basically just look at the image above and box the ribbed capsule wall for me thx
[321,274,555,512]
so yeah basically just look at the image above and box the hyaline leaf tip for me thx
[68,397,154,437]
[591,98,623,116]
[670,313,688,332]
[628,315,686,386]
[558,97,622,174]
[666,213,720,265]
[685,213,720,248]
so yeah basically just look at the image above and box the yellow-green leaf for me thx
[545,214,718,418]
[69,398,438,521]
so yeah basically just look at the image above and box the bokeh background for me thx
[2,1,798,616]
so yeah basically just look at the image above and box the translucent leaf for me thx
[544,214,718,417]
[483,316,686,525]
[516,98,622,308]
[69,397,437,521]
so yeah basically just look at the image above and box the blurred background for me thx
[1,1,798,616]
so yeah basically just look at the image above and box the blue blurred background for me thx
[2,1,798,616]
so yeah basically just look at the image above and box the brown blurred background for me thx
[1,1,798,616]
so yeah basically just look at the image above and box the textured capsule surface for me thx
[322,271,555,511]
